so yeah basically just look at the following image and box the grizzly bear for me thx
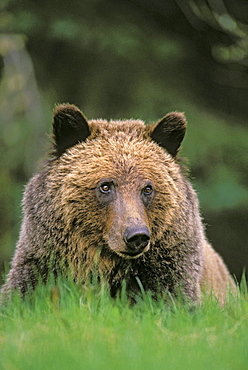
[1,104,236,304]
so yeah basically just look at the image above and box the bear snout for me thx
[123,225,150,257]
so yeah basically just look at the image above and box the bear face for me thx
[49,105,188,260]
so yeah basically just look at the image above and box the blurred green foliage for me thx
[0,0,247,283]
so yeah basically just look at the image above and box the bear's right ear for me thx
[53,104,91,157]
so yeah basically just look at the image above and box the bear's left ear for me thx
[149,112,187,157]
[53,104,91,157]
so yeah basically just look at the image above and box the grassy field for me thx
[0,278,247,370]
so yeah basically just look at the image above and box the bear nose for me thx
[123,226,150,256]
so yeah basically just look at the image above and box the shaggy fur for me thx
[1,104,235,303]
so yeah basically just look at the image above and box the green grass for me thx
[1,278,247,370]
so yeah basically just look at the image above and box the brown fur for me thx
[1,104,236,303]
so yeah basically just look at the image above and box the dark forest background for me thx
[0,0,247,285]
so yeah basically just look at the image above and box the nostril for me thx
[127,234,150,246]
[141,234,150,243]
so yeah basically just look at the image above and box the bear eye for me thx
[99,182,112,194]
[142,184,153,196]
[96,180,115,205]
